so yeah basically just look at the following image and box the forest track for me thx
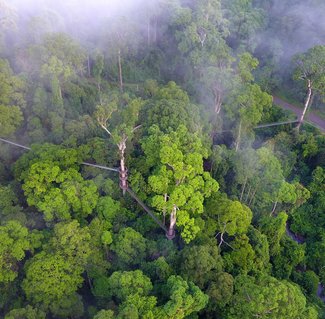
[273,96,325,132]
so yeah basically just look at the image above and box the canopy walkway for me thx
[0,137,171,237]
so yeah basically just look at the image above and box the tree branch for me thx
[132,124,142,132]
[99,122,112,137]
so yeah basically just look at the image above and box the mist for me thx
[3,0,324,63]
[256,0,325,61]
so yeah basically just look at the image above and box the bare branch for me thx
[132,124,142,132]
[98,122,112,137]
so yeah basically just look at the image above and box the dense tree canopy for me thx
[0,0,324,318]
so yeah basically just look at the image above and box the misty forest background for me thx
[0,0,325,318]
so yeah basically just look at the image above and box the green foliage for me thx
[225,84,272,150]
[141,81,201,133]
[4,305,46,319]
[0,104,23,136]
[224,235,256,275]
[306,234,325,279]
[94,94,144,145]
[174,0,229,68]
[108,270,152,301]
[0,58,25,135]
[111,227,147,267]
[180,244,223,288]
[22,161,98,221]
[247,226,271,272]
[231,146,287,212]
[93,310,115,319]
[290,166,325,279]
[45,220,92,268]
[16,146,99,222]
[205,193,252,240]
[223,0,265,51]
[40,33,86,99]
[235,83,272,127]
[159,275,209,319]
[22,252,84,308]
[14,144,80,179]
[93,270,152,301]
[277,181,297,204]
[87,217,112,279]
[226,274,318,319]
[259,212,288,256]
[293,45,325,99]
[273,237,305,279]
[206,272,234,310]
[0,184,21,216]
[141,257,174,283]
[0,2,324,317]
[0,221,30,283]
[49,293,84,318]
[21,221,92,312]
[252,147,286,210]
[139,125,219,243]
[118,294,158,319]
[96,196,135,230]
[303,271,320,296]
[237,52,259,83]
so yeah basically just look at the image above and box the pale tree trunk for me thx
[87,273,93,290]
[97,81,102,103]
[118,136,128,194]
[218,231,225,248]
[118,48,123,92]
[58,83,62,100]
[297,79,312,131]
[235,120,242,152]
[213,85,223,114]
[245,185,252,203]
[248,188,257,206]
[87,55,91,77]
[117,126,141,194]
[166,204,177,240]
[270,201,278,216]
[216,224,233,249]
[147,17,150,47]
[57,77,62,100]
[153,17,157,43]
[240,176,247,202]
[198,27,207,47]
[163,193,168,225]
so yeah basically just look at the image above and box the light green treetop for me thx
[0,220,31,283]
[139,124,219,243]
[226,274,318,319]
[4,305,46,319]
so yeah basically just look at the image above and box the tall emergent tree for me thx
[172,0,232,116]
[94,94,144,191]
[137,125,219,242]
[292,45,325,130]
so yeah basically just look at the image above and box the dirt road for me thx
[273,96,325,132]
